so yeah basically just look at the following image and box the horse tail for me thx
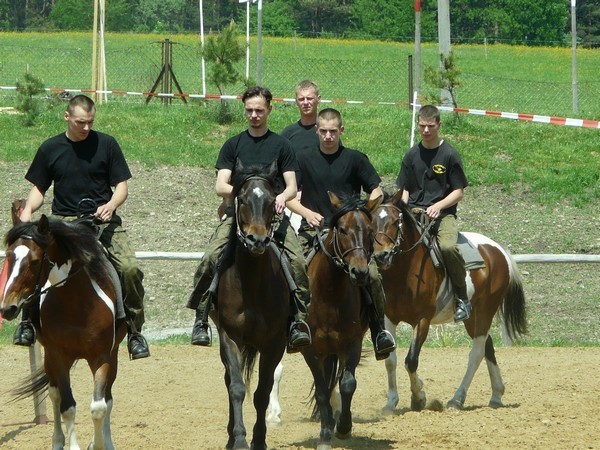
[502,254,528,341]
[241,345,258,387]
[11,367,49,402]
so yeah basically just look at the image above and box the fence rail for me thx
[1,251,599,263]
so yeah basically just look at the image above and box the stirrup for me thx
[454,298,472,322]
[13,320,36,347]
[286,320,311,354]
[374,330,396,360]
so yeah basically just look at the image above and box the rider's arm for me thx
[19,185,45,222]
[215,168,233,198]
[369,186,384,201]
[277,171,298,213]
[96,180,129,222]
[287,198,323,229]
[425,187,465,219]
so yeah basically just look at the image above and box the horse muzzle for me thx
[243,233,271,256]
[374,250,394,271]
[0,303,20,321]
[348,266,369,286]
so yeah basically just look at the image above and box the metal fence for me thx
[1,41,598,118]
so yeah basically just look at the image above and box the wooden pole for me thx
[91,0,99,102]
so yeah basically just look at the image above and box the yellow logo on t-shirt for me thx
[432,164,446,174]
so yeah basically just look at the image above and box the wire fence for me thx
[1,41,599,118]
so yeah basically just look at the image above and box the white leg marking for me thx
[449,335,487,408]
[90,398,108,450]
[62,404,80,450]
[266,362,283,426]
[383,319,399,413]
[49,386,66,450]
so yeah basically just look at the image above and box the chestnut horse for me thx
[301,193,382,450]
[372,190,527,411]
[210,161,291,450]
[0,214,126,450]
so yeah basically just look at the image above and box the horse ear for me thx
[38,214,50,234]
[391,189,404,207]
[266,160,278,178]
[328,191,341,209]
[11,199,26,225]
[366,193,383,212]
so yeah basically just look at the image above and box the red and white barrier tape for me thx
[1,86,598,129]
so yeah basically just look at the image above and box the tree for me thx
[423,51,461,119]
[203,20,245,123]
[15,71,45,126]
[577,0,600,47]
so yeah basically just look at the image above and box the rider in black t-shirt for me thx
[187,86,311,351]
[287,108,396,360]
[15,94,150,360]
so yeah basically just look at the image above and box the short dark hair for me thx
[317,108,342,128]
[418,105,440,123]
[241,86,273,106]
[67,95,96,114]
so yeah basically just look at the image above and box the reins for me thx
[375,205,438,255]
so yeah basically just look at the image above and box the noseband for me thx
[374,204,404,257]
[317,207,374,274]
[234,176,276,249]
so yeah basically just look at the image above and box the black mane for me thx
[5,217,108,275]
[330,194,370,227]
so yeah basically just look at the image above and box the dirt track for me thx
[0,345,598,449]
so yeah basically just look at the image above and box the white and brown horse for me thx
[1,214,126,450]
[372,190,527,411]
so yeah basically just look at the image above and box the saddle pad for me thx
[457,233,486,271]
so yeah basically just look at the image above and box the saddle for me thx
[412,208,485,272]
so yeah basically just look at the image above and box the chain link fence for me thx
[1,40,598,118]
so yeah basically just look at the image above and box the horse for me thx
[301,192,382,450]
[0,214,127,450]
[210,160,292,450]
[371,189,527,412]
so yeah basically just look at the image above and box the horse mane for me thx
[329,193,370,227]
[5,218,108,276]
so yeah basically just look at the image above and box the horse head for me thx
[327,191,382,285]
[232,159,279,256]
[372,190,406,270]
[0,215,53,320]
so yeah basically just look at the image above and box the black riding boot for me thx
[454,286,472,322]
[13,303,36,347]
[369,315,396,360]
[191,307,212,346]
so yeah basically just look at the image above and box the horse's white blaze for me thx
[2,245,29,302]
[48,258,73,286]
[378,209,389,219]
[252,186,265,198]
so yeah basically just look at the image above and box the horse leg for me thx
[335,365,357,439]
[220,335,249,449]
[383,321,399,413]
[88,360,111,450]
[405,320,429,411]
[483,335,506,408]
[305,352,335,450]
[251,352,284,450]
[48,386,67,450]
[265,362,283,426]
[447,334,487,409]
[46,353,79,450]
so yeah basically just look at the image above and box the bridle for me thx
[374,204,438,255]
[13,235,82,311]
[316,207,374,274]
[234,176,277,249]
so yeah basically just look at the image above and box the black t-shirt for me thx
[395,140,468,216]
[25,130,132,216]
[280,120,319,153]
[296,145,381,226]
[216,130,298,192]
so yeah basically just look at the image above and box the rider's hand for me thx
[95,203,116,223]
[304,211,324,229]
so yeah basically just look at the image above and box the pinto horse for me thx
[372,190,527,412]
[0,214,126,450]
[211,160,291,450]
[301,192,382,450]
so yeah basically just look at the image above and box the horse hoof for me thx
[489,400,504,409]
[446,399,463,410]
[411,395,426,411]
[334,426,352,440]
[317,444,332,450]
[427,399,445,412]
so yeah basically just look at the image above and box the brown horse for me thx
[372,190,527,412]
[211,160,291,450]
[301,192,382,450]
[0,214,126,450]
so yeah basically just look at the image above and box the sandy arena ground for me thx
[0,344,598,449]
